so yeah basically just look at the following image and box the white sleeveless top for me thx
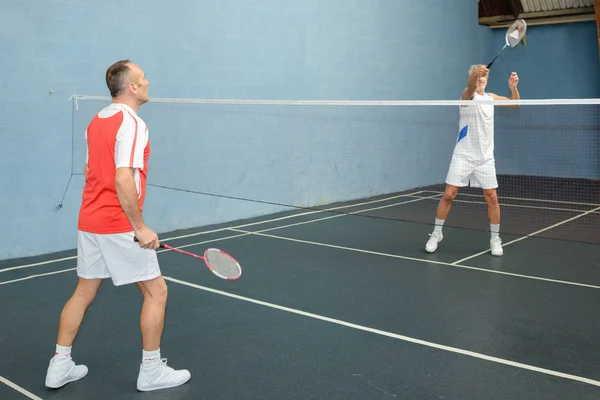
[453,91,495,161]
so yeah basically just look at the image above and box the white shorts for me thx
[77,230,161,286]
[445,154,498,189]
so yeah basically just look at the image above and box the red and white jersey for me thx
[78,102,150,234]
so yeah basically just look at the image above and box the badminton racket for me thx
[487,19,527,69]
[134,237,242,280]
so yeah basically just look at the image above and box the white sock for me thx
[54,344,72,360]
[434,219,445,234]
[490,224,500,239]
[142,349,161,366]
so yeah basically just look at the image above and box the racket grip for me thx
[133,236,165,248]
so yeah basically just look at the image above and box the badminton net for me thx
[69,96,600,245]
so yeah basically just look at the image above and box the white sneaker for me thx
[137,358,191,392]
[425,232,443,253]
[490,237,503,256]
[45,356,88,389]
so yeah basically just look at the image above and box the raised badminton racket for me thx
[487,19,527,69]
[134,237,242,280]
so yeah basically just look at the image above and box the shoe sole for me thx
[137,375,191,392]
[45,371,88,389]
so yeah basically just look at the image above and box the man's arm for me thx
[115,167,158,249]
[461,65,489,107]
[84,164,89,179]
[115,167,144,231]
[461,71,481,101]
[490,72,520,108]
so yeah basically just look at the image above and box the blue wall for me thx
[487,21,600,179]
[0,0,514,260]
[487,21,600,99]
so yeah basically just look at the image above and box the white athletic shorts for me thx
[445,154,498,189]
[77,230,161,286]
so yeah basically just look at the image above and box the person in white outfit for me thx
[426,64,520,256]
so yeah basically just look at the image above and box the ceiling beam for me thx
[521,7,595,19]
[483,13,596,28]
[479,6,596,24]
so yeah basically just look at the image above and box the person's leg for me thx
[134,274,191,392]
[483,188,500,226]
[56,278,103,346]
[46,231,106,389]
[425,184,459,253]
[483,188,503,256]
[475,158,502,256]
[136,275,168,356]
[98,232,190,391]
[436,184,460,222]
[426,154,471,253]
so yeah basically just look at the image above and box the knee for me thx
[442,190,457,203]
[73,282,100,305]
[157,281,168,302]
[151,280,168,303]
[484,191,499,206]
[138,277,168,302]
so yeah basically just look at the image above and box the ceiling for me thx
[478,0,596,27]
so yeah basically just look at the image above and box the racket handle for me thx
[133,236,165,248]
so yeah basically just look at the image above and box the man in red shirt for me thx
[45,60,191,392]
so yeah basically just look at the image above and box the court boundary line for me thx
[452,206,600,265]
[160,190,428,241]
[3,196,600,290]
[423,190,600,207]
[0,268,78,285]
[0,191,426,273]
[227,228,600,290]
[0,376,43,400]
[163,276,600,389]
[408,194,600,214]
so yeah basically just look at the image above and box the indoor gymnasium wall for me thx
[0,0,491,259]
[487,21,600,180]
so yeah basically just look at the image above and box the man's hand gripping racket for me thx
[134,237,242,280]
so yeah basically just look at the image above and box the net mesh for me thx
[70,96,600,245]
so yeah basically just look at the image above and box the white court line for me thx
[0,268,77,285]
[0,235,253,284]
[3,195,600,290]
[0,191,425,273]
[408,195,600,214]
[1,193,438,276]
[0,255,77,274]
[1,194,427,284]
[248,193,442,234]
[452,206,600,265]
[0,376,43,400]
[161,190,426,241]
[4,227,600,289]
[227,228,600,290]
[164,276,600,388]
[424,190,600,207]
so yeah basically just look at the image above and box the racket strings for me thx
[205,249,241,279]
